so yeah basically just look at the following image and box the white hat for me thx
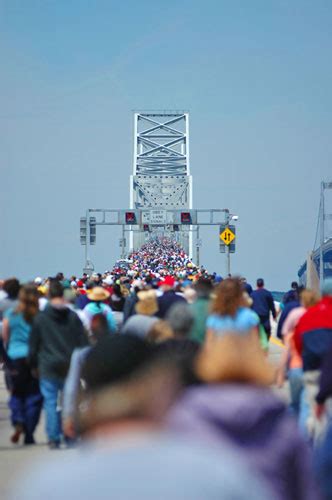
[34,277,43,285]
[103,275,114,286]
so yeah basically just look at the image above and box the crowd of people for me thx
[1,238,332,498]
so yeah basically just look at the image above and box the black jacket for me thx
[157,291,186,319]
[29,305,88,382]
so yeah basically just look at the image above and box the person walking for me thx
[251,278,277,340]
[206,278,260,340]
[294,279,332,442]
[121,290,159,338]
[83,287,117,332]
[189,278,213,344]
[29,279,88,448]
[277,289,319,421]
[157,276,186,319]
[2,284,43,445]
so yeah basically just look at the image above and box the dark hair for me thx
[194,278,213,298]
[81,335,152,392]
[48,279,64,299]
[18,284,39,324]
[211,278,243,317]
[56,272,64,281]
[90,314,111,342]
[257,278,264,288]
[291,281,298,290]
[3,278,20,300]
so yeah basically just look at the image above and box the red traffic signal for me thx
[181,212,191,224]
[125,212,137,224]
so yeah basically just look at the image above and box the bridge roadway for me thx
[0,338,285,499]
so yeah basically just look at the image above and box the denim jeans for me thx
[288,367,303,417]
[40,378,64,443]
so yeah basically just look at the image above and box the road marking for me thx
[270,337,285,348]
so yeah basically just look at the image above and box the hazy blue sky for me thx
[1,0,332,289]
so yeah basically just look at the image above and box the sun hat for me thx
[87,286,110,301]
[135,290,159,316]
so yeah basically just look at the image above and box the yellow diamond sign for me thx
[220,227,235,245]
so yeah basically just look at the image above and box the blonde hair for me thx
[300,289,320,309]
[146,320,174,344]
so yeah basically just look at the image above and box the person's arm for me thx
[268,292,277,319]
[28,320,41,370]
[73,314,89,347]
[276,333,292,387]
[2,318,10,346]
[316,346,332,405]
[62,347,90,437]
[105,307,117,332]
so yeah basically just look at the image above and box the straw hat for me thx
[135,290,158,316]
[87,287,110,302]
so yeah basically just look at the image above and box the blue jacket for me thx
[251,288,276,322]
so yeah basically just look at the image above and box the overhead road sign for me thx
[220,227,236,245]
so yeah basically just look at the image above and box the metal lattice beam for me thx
[130,111,193,256]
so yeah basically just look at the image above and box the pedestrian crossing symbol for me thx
[220,227,236,245]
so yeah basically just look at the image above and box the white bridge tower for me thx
[129,111,193,257]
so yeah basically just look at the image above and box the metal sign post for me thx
[219,223,236,276]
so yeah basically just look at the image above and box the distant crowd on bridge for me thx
[1,238,332,499]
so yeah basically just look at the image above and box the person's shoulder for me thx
[3,307,15,319]
[206,314,223,329]
[237,307,259,327]
[238,307,257,319]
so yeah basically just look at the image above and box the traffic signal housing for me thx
[181,212,192,224]
[125,211,137,224]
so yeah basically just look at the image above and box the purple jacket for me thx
[167,384,320,500]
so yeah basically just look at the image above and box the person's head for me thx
[81,335,153,393]
[183,287,197,304]
[195,331,275,386]
[86,287,110,303]
[256,278,264,288]
[211,278,244,317]
[159,275,175,292]
[56,272,64,282]
[194,278,213,299]
[63,288,77,304]
[78,345,181,436]
[17,284,39,323]
[3,278,20,300]
[291,281,298,290]
[241,291,253,308]
[48,279,64,300]
[321,279,332,298]
[90,313,111,343]
[166,303,194,338]
[135,290,158,316]
[146,320,174,343]
[300,289,320,308]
